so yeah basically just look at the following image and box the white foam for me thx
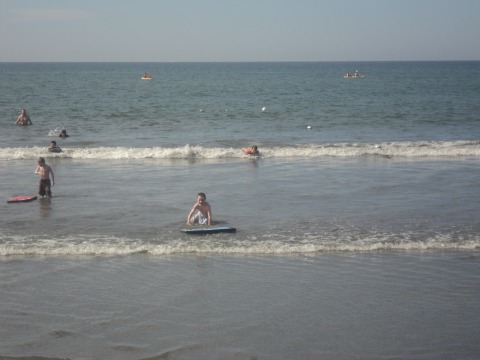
[0,231,478,257]
[0,141,479,161]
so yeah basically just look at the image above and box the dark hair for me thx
[197,192,206,200]
[38,157,45,163]
[50,141,56,144]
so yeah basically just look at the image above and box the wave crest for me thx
[1,141,479,160]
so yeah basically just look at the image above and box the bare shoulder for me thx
[192,202,200,210]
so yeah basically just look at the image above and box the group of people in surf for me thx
[47,130,69,153]
[14,109,70,196]
[15,109,69,146]
[15,108,258,218]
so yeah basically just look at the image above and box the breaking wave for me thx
[1,140,480,160]
[1,230,478,257]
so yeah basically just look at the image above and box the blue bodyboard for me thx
[181,226,236,235]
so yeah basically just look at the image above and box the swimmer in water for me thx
[15,109,32,126]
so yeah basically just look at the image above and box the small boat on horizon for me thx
[344,70,365,78]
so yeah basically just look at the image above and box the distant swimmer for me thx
[242,145,259,156]
[59,129,69,138]
[187,192,212,225]
[48,140,62,153]
[34,157,55,197]
[15,109,32,126]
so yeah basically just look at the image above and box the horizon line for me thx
[1,60,479,64]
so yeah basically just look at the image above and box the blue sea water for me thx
[0,62,479,359]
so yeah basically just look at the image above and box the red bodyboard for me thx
[7,195,38,203]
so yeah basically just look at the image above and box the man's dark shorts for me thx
[39,179,52,196]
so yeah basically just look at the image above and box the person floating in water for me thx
[15,109,32,126]
[59,129,69,138]
[48,140,62,153]
[242,145,259,156]
[187,192,212,225]
[34,157,55,197]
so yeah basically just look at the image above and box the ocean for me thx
[1,61,479,359]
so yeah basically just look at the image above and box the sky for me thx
[1,0,479,62]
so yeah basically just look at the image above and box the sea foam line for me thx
[0,141,479,160]
[0,232,478,257]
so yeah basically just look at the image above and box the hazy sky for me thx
[1,0,479,62]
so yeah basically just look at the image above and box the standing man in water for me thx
[34,157,55,197]
[15,109,32,125]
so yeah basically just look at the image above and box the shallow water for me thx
[1,156,479,256]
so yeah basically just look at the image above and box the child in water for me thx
[34,157,55,197]
[59,129,69,138]
[242,145,259,156]
[187,192,212,225]
[48,140,62,153]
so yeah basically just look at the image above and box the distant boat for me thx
[141,73,153,80]
[344,74,365,78]
[344,71,364,78]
